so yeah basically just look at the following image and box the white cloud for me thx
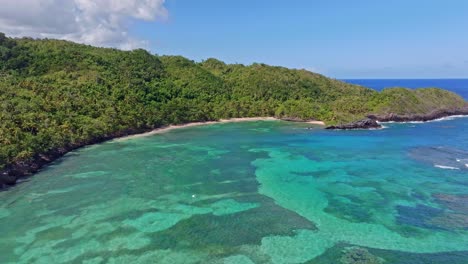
[0,0,168,49]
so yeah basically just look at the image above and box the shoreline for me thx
[0,117,324,188]
[327,108,468,130]
[367,107,468,123]
[2,110,466,188]
[2,109,467,188]
[377,114,468,124]
[116,117,325,141]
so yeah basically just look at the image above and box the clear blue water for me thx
[0,80,468,263]
[344,79,468,100]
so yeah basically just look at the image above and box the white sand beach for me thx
[115,117,325,141]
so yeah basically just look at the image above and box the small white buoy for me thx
[192,194,196,198]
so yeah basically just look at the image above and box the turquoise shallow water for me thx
[1,119,468,263]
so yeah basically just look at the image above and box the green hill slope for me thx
[0,33,466,181]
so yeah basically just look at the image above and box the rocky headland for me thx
[326,107,468,130]
[367,107,468,122]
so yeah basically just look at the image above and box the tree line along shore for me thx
[1,33,467,186]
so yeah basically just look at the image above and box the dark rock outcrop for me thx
[367,107,468,122]
[326,119,382,130]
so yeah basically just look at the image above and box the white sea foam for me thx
[379,115,468,125]
[380,121,425,124]
[407,121,425,124]
[432,115,468,122]
[434,164,460,170]
[369,127,387,130]
[456,159,468,167]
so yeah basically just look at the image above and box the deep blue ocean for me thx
[343,79,468,100]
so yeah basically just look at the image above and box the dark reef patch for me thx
[339,247,383,264]
[409,146,468,170]
[434,193,468,213]
[150,196,316,250]
[428,193,468,229]
[324,195,373,223]
[311,243,468,264]
[396,204,444,230]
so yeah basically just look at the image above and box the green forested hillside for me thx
[0,33,466,172]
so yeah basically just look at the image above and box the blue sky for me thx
[132,0,468,79]
[2,0,466,78]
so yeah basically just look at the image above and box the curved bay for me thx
[1,120,468,263]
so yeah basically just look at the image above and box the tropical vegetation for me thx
[0,33,466,172]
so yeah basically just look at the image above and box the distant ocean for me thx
[343,79,468,100]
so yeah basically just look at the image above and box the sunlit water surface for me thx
[1,118,468,263]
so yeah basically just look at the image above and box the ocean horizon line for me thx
[342,78,468,80]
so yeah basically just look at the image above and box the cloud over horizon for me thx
[0,0,168,49]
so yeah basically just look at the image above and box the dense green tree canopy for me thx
[0,34,466,170]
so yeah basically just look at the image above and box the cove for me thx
[1,119,468,263]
